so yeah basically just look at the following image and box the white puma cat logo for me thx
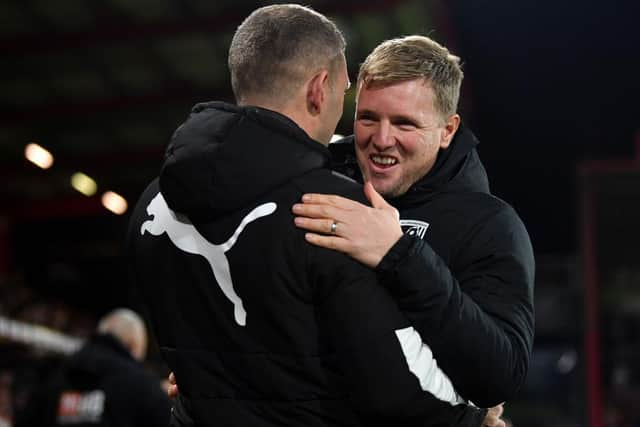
[140,192,277,326]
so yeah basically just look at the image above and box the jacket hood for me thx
[159,102,329,221]
[392,122,490,208]
[329,123,490,209]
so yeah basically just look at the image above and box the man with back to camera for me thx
[293,35,535,415]
[14,308,171,427]
[127,4,506,427]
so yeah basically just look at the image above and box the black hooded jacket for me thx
[14,334,171,427]
[127,102,487,427]
[330,126,535,407]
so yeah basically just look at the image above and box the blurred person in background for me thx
[14,308,170,427]
[293,35,535,416]
[127,4,504,427]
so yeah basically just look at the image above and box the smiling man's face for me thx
[354,78,454,198]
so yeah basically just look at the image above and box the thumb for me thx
[364,181,389,210]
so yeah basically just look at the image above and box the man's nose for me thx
[372,120,395,150]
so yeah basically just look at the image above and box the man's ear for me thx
[440,113,460,149]
[306,70,329,116]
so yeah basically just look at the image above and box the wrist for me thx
[375,234,421,273]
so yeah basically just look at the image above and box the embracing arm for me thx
[376,208,535,407]
[310,243,486,426]
[293,186,534,407]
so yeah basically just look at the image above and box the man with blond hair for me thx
[294,35,534,424]
[128,4,497,427]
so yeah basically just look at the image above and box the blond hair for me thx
[357,35,463,119]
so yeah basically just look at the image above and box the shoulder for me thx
[473,194,529,239]
[418,190,532,261]
[443,192,529,245]
[434,190,526,232]
[127,179,160,240]
[292,168,367,205]
[451,193,535,276]
[291,170,377,296]
[132,178,161,212]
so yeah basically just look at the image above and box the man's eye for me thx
[357,116,376,124]
[396,122,417,130]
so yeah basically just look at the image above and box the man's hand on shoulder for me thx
[293,182,403,268]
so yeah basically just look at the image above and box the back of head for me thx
[228,4,346,107]
[357,35,464,120]
[97,308,148,361]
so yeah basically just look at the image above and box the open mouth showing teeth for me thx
[371,155,397,166]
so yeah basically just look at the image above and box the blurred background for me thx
[0,0,638,426]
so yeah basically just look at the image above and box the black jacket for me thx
[15,334,171,427]
[127,102,486,427]
[330,127,535,407]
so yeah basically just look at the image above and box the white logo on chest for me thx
[400,219,430,240]
[140,192,277,326]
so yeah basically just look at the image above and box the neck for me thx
[241,97,326,146]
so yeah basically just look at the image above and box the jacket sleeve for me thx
[376,207,535,407]
[309,243,487,427]
[137,374,172,427]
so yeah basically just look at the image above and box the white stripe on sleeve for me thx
[395,326,466,405]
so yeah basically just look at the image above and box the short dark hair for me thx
[229,4,346,105]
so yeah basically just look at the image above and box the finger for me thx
[304,233,350,252]
[494,404,504,418]
[169,371,176,385]
[302,193,365,210]
[292,203,337,220]
[483,414,506,427]
[294,217,338,235]
[364,182,399,221]
[363,181,389,210]
[168,384,179,399]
